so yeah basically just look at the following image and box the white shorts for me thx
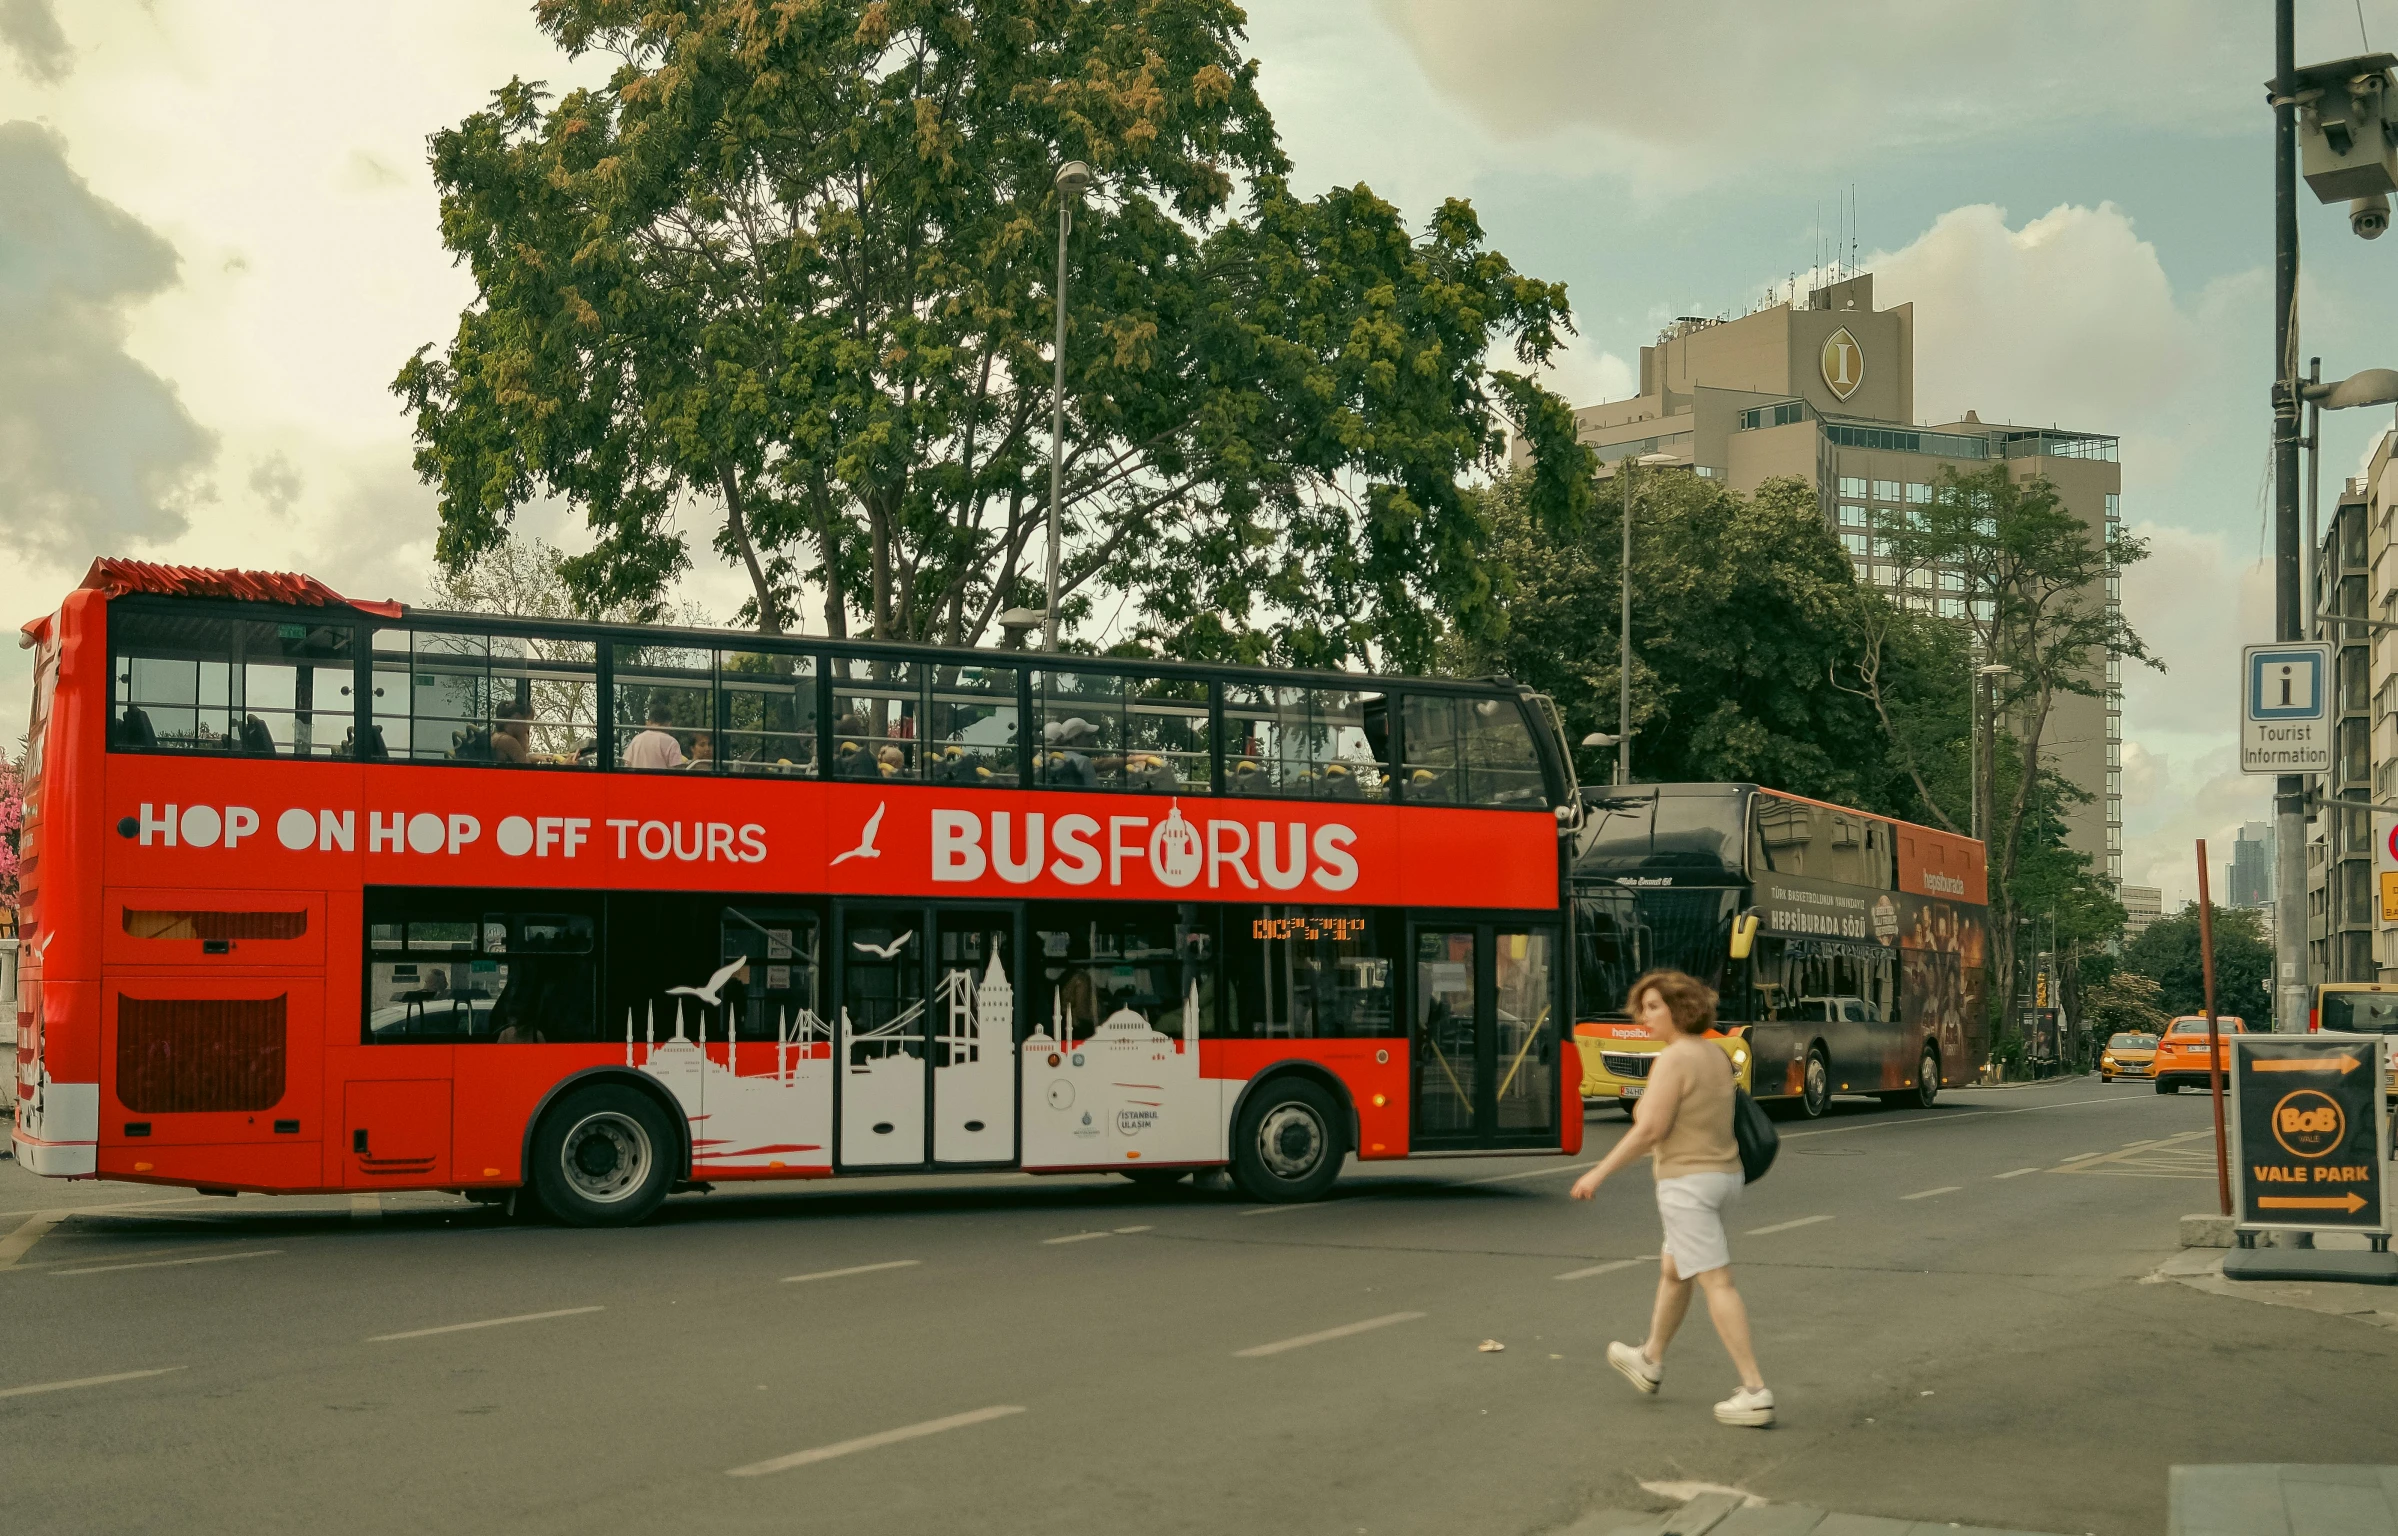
[1655,1170,1743,1279]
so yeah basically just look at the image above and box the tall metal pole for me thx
[1044,193,1072,653]
[2197,841,2231,1215]
[1618,458,1634,785]
[2271,0,2309,1032]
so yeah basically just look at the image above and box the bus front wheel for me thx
[1799,1048,1831,1119]
[530,1084,676,1228]
[1231,1079,1345,1203]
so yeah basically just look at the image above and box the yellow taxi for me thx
[1573,1018,1754,1110]
[2098,1031,2159,1082]
[2311,983,2398,1103]
[2152,1014,2247,1094]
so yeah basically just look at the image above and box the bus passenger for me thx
[1571,968,1774,1429]
[1041,718,1101,788]
[622,699,687,769]
[685,733,715,771]
[491,701,533,764]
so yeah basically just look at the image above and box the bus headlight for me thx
[1730,1048,1748,1065]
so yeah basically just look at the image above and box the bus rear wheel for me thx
[1881,1045,1940,1110]
[1798,1048,1832,1119]
[530,1084,676,1228]
[1231,1079,1345,1203]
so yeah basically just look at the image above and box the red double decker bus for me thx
[12,562,1582,1224]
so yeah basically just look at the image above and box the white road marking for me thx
[1993,1168,2042,1180]
[0,1211,66,1270]
[1111,1225,1154,1234]
[781,1260,920,1285]
[1041,1231,1112,1245]
[1555,1257,1652,1280]
[350,1194,382,1222]
[1778,1092,2152,1143]
[1900,1186,1962,1201]
[367,1306,603,1342]
[52,1250,280,1277]
[725,1404,1026,1477]
[1746,1215,1834,1236]
[1467,1158,1601,1185]
[1235,1311,1425,1357]
[0,1367,184,1401]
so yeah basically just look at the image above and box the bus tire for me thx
[529,1084,675,1228]
[1231,1079,1345,1203]
[1120,1168,1191,1191]
[1798,1047,1832,1119]
[1881,1045,1940,1110]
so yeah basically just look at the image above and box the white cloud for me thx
[1371,0,2257,189]
[0,120,215,559]
[0,0,67,85]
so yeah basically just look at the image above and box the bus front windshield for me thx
[2320,993,2398,1033]
[1573,882,1737,1016]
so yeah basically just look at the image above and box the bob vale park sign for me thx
[2241,643,2333,775]
[2223,1032,2397,1286]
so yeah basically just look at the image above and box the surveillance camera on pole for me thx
[2286,53,2398,237]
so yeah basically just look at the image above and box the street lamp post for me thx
[1614,451,1680,786]
[1045,159,1092,653]
[1973,662,2011,850]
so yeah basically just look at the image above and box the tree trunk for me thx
[717,463,781,637]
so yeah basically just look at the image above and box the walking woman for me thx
[1570,969,1773,1427]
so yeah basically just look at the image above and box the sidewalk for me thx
[2171,1466,2398,1536]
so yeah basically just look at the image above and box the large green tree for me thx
[1860,463,2154,1033]
[1463,469,1906,804]
[395,0,1588,666]
[2121,904,2273,1021]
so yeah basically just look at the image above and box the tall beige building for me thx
[2312,425,2396,982]
[1534,272,2123,880]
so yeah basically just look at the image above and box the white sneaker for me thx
[1714,1384,1774,1427]
[1606,1341,1661,1395]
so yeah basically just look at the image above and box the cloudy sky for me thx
[4,0,2395,905]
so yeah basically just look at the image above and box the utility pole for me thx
[1045,160,1092,653]
[1618,455,1634,786]
[2270,0,2309,1033]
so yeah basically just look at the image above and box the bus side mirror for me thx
[1729,912,1760,961]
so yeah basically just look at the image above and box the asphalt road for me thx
[4,1078,2393,1536]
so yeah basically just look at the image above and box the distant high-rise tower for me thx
[2228,822,2272,909]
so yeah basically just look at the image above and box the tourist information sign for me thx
[2240,642,2332,775]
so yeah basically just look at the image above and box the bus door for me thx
[1409,922,1561,1150]
[835,904,1019,1169]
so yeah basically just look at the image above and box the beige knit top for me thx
[1651,1037,1742,1180]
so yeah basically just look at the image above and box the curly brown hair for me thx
[1627,969,1718,1035]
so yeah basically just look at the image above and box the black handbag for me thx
[1732,1085,1779,1184]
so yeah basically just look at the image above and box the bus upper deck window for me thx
[111,608,355,758]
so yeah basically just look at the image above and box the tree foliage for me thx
[396,0,1588,666]
[2120,904,2273,1021]
[2081,969,2168,1039]
[1462,469,1909,805]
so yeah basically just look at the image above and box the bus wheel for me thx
[531,1085,675,1228]
[1120,1168,1191,1192]
[1799,1049,1831,1119]
[1231,1080,1345,1203]
[1881,1046,1940,1110]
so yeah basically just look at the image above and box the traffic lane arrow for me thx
[2251,1054,2363,1074]
[2256,1192,2369,1213]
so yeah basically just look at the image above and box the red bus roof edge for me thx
[77,558,404,619]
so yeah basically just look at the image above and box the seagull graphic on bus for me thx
[831,801,886,865]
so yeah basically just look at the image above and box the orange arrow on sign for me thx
[2252,1054,2363,1074]
[2258,1192,2368,1214]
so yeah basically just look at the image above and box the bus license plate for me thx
[1619,1085,1643,1101]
